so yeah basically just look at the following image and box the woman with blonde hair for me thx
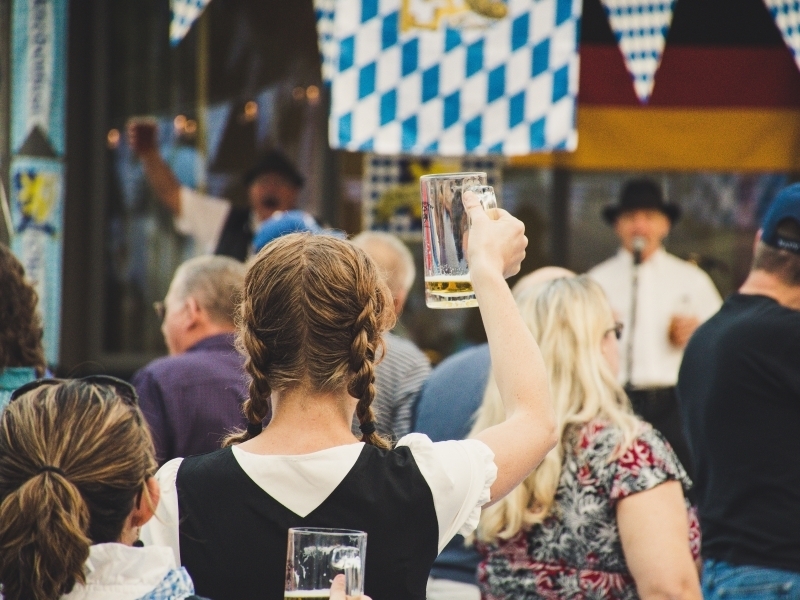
[143,193,557,600]
[472,276,701,599]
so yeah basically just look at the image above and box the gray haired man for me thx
[133,255,252,464]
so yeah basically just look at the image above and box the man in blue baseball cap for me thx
[677,183,800,597]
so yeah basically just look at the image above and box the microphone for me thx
[632,236,646,266]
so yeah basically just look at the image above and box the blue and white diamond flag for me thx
[763,0,800,72]
[170,0,212,45]
[317,0,581,156]
[601,0,676,102]
[315,0,338,84]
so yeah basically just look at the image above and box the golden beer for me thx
[424,275,477,308]
[284,592,331,599]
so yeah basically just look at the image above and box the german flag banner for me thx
[513,0,800,171]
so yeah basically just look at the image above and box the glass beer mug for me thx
[285,527,367,599]
[420,172,498,308]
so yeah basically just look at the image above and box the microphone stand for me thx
[625,239,644,387]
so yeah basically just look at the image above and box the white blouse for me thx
[60,544,179,600]
[142,434,497,565]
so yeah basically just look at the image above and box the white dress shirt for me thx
[141,434,497,564]
[589,247,722,388]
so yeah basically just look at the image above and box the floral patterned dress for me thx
[478,419,700,600]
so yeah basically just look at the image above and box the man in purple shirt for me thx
[133,255,251,464]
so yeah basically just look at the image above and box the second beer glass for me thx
[285,527,367,599]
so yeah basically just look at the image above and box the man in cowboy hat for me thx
[589,179,721,479]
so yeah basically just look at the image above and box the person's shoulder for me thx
[431,343,490,375]
[660,250,713,280]
[178,447,235,480]
[384,332,428,363]
[137,352,205,380]
[574,419,626,454]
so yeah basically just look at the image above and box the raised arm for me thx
[127,121,182,216]
[462,192,557,505]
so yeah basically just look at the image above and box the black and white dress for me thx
[142,433,496,600]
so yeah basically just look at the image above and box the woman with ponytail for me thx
[471,277,701,599]
[144,192,557,600]
[0,378,203,600]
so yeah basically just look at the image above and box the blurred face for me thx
[613,209,671,261]
[160,286,190,356]
[248,173,300,223]
[601,321,622,378]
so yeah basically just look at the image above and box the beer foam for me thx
[424,274,471,282]
[284,591,332,598]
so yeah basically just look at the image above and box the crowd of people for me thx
[0,150,798,600]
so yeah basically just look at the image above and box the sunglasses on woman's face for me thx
[9,375,139,406]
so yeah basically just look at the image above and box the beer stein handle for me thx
[465,185,499,220]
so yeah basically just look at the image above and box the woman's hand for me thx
[462,190,527,281]
[330,574,372,600]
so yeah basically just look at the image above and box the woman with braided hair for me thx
[143,192,557,600]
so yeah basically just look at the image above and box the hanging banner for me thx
[11,0,68,367]
[317,0,581,156]
[170,0,212,45]
[763,0,800,72]
[600,0,676,103]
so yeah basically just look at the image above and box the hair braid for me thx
[224,304,272,447]
[348,297,391,449]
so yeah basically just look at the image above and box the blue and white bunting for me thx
[317,0,581,156]
[170,0,212,45]
[763,1,800,72]
[600,0,676,102]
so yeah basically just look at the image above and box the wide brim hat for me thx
[602,179,681,225]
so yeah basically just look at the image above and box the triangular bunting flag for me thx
[763,0,800,71]
[600,0,676,102]
[170,0,213,45]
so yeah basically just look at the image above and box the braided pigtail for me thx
[347,298,391,449]
[224,312,272,447]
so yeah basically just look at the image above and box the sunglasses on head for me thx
[9,375,139,406]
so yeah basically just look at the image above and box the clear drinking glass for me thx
[420,173,498,308]
[285,527,367,599]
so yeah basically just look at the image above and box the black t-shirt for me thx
[677,293,800,573]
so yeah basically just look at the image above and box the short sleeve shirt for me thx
[478,419,698,600]
[142,434,497,565]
